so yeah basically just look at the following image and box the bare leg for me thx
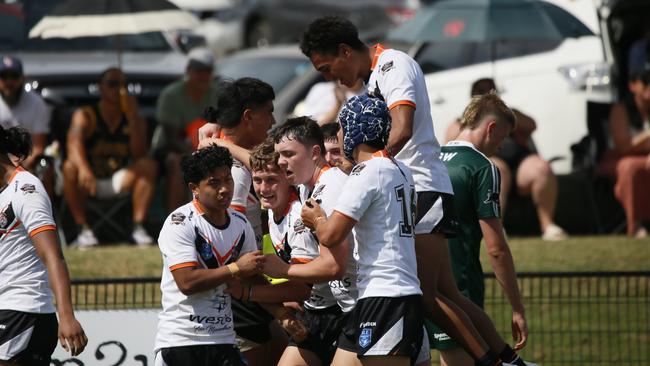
[362,356,409,366]
[440,347,475,366]
[491,157,511,217]
[121,157,158,223]
[62,159,87,225]
[416,234,490,359]
[331,348,362,366]
[516,155,557,232]
[165,153,188,212]
[243,320,288,366]
[278,346,321,366]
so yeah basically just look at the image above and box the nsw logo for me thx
[359,327,373,348]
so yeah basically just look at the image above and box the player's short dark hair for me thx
[205,77,275,128]
[320,122,340,143]
[99,67,122,82]
[300,16,366,58]
[181,145,233,185]
[0,125,32,162]
[271,117,326,156]
[471,78,497,97]
[250,138,279,172]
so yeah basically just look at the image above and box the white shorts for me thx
[95,168,128,199]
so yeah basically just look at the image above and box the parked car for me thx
[173,0,421,58]
[214,45,323,123]
[1,0,189,146]
[388,0,650,175]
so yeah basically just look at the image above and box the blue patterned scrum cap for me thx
[338,94,391,161]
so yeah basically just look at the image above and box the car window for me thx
[539,2,594,38]
[215,56,311,92]
[0,0,172,52]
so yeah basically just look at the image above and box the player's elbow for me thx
[176,280,200,296]
[487,242,509,259]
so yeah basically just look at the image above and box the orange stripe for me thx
[388,100,416,110]
[193,199,205,215]
[291,257,313,264]
[3,220,21,237]
[29,225,56,237]
[230,204,247,214]
[371,150,391,158]
[6,166,24,184]
[371,43,387,70]
[311,164,331,187]
[170,261,199,271]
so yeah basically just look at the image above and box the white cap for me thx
[187,47,214,70]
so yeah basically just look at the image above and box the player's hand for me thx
[78,168,96,197]
[58,315,88,356]
[511,310,528,350]
[197,137,221,150]
[235,251,265,277]
[276,307,308,342]
[301,198,326,230]
[225,280,244,300]
[262,254,290,278]
[198,122,222,141]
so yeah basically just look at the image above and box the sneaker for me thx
[634,226,648,239]
[542,224,568,241]
[132,225,154,248]
[70,228,99,250]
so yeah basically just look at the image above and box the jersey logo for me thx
[359,327,373,348]
[380,60,395,74]
[273,232,293,263]
[171,212,186,225]
[293,218,306,233]
[20,183,36,194]
[312,184,325,199]
[439,152,458,162]
[483,190,500,205]
[350,163,366,176]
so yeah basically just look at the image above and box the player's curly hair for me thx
[300,16,366,58]
[460,91,516,131]
[270,116,326,156]
[181,145,233,185]
[249,138,279,172]
[0,125,32,162]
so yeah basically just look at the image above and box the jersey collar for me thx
[371,149,391,159]
[310,164,331,187]
[5,166,24,185]
[446,140,477,149]
[370,43,388,70]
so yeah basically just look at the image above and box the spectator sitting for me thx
[606,48,650,238]
[152,47,217,212]
[446,78,568,241]
[63,67,158,248]
[0,55,54,195]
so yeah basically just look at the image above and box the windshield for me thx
[0,0,172,52]
[216,56,311,92]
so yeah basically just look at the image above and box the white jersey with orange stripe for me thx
[367,44,453,194]
[268,191,337,311]
[155,201,257,352]
[0,167,56,314]
[303,165,358,313]
[230,158,263,248]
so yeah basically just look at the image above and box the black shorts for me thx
[156,344,246,366]
[287,305,347,365]
[0,310,58,366]
[232,299,274,344]
[337,295,424,363]
[415,191,458,237]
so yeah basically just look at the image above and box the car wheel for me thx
[246,18,272,48]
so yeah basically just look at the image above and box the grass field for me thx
[63,235,650,279]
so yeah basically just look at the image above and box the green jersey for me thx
[441,140,501,307]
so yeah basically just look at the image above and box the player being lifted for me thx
[0,126,87,365]
[154,146,265,366]
[300,16,530,366]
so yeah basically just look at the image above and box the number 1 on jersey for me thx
[395,184,416,236]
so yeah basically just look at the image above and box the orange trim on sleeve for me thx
[230,204,247,214]
[291,257,313,264]
[170,261,199,271]
[388,100,416,110]
[29,225,56,237]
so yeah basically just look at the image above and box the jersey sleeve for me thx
[474,162,501,219]
[333,163,379,221]
[13,179,56,237]
[376,52,418,110]
[158,212,199,271]
[230,162,251,214]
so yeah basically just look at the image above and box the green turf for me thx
[63,235,650,279]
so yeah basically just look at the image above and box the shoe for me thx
[132,225,154,248]
[542,224,568,241]
[70,228,99,250]
[634,226,648,239]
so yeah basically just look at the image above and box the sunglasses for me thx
[0,71,21,80]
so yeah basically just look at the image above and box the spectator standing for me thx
[0,55,54,194]
[153,47,217,212]
[63,68,158,248]
[446,78,568,241]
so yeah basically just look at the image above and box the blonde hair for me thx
[459,91,516,130]
[249,137,279,172]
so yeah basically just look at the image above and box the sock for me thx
[476,351,501,366]
[77,223,90,233]
[499,344,526,366]
[133,222,144,230]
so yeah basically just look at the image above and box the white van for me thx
[393,0,649,174]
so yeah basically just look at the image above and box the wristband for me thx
[226,263,240,278]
